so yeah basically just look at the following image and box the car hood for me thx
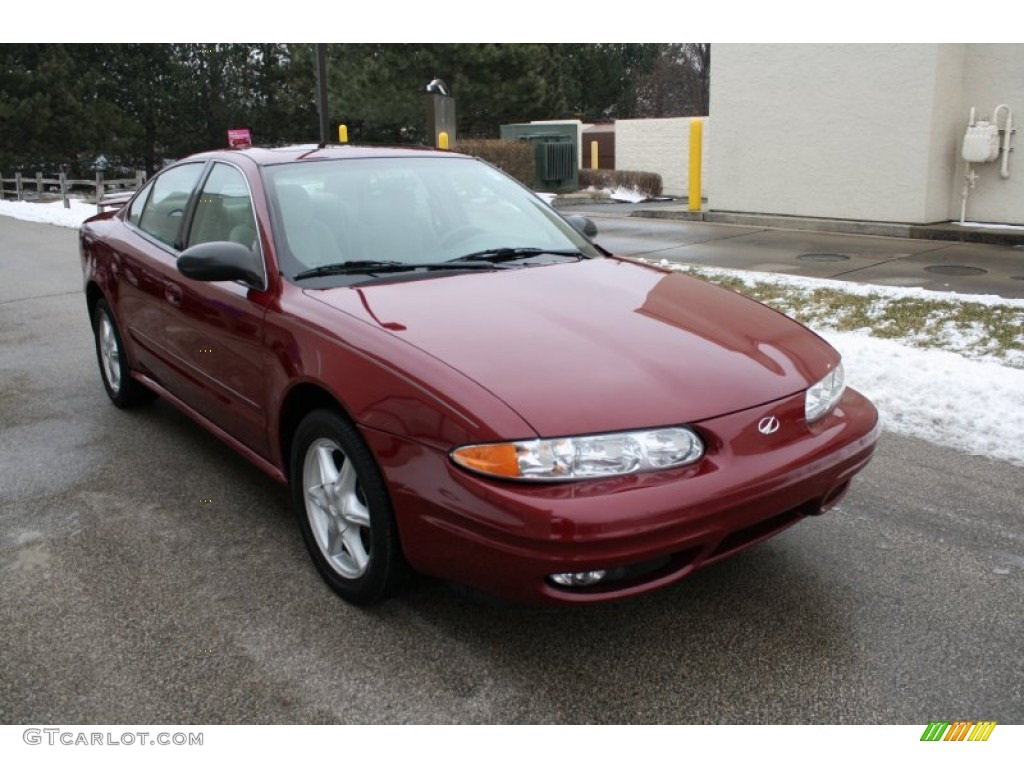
[308,259,838,437]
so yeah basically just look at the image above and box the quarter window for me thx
[126,184,151,227]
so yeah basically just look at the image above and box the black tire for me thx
[92,298,156,408]
[290,409,409,605]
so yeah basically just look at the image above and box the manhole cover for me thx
[797,253,851,263]
[924,265,988,277]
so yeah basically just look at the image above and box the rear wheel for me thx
[290,409,409,605]
[92,299,155,408]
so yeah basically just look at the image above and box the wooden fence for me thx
[0,170,147,212]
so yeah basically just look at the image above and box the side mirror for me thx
[178,241,263,288]
[566,214,598,238]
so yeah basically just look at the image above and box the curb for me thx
[551,191,617,208]
[628,209,1024,247]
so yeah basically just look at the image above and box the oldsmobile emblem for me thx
[758,416,780,435]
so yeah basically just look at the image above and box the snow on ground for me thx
[663,260,1024,309]
[823,330,1024,467]
[2,199,1023,467]
[0,198,98,228]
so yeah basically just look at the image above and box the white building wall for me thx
[614,117,709,198]
[926,45,967,222]
[954,45,1024,223]
[710,44,945,222]
[709,43,1024,226]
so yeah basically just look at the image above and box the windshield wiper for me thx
[447,247,584,264]
[294,259,504,280]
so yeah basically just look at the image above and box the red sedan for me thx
[80,145,879,605]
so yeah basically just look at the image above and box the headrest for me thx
[276,184,313,227]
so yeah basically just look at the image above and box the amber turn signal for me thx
[450,443,521,479]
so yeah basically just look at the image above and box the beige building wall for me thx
[615,117,709,198]
[709,44,1023,226]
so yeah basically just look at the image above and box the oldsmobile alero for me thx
[79,144,880,605]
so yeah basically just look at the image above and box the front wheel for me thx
[290,409,409,605]
[92,298,155,408]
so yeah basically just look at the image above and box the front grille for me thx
[708,500,819,560]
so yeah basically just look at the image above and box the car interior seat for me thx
[358,181,438,263]
[275,184,339,269]
[224,198,259,251]
[188,194,232,246]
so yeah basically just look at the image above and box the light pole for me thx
[315,44,330,145]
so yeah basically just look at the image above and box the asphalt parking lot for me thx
[1,215,1022,724]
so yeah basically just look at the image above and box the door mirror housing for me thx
[178,241,263,289]
[566,214,598,238]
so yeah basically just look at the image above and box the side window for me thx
[137,163,204,248]
[186,163,259,252]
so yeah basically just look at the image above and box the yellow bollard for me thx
[591,140,598,170]
[338,124,348,143]
[689,118,703,212]
[438,132,449,150]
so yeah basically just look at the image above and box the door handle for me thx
[165,283,183,308]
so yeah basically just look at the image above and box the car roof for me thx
[188,144,467,166]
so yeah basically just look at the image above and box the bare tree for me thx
[635,44,711,118]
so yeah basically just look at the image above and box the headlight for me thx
[451,427,705,482]
[805,362,846,422]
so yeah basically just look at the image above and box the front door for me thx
[160,162,271,458]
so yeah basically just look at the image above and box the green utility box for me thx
[499,123,579,193]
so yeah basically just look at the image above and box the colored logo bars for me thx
[920,721,997,742]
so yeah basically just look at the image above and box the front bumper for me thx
[365,387,880,604]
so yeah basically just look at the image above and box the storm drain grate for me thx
[796,253,851,263]
[924,265,988,277]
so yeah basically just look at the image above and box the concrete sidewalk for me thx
[561,201,1024,300]
[629,201,1024,247]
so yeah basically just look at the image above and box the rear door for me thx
[119,161,206,384]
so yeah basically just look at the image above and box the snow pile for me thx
[538,188,647,204]
[0,199,97,228]
[824,330,1024,467]
[605,186,649,203]
[582,185,648,203]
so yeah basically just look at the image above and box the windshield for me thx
[263,156,601,281]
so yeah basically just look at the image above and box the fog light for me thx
[549,570,607,587]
